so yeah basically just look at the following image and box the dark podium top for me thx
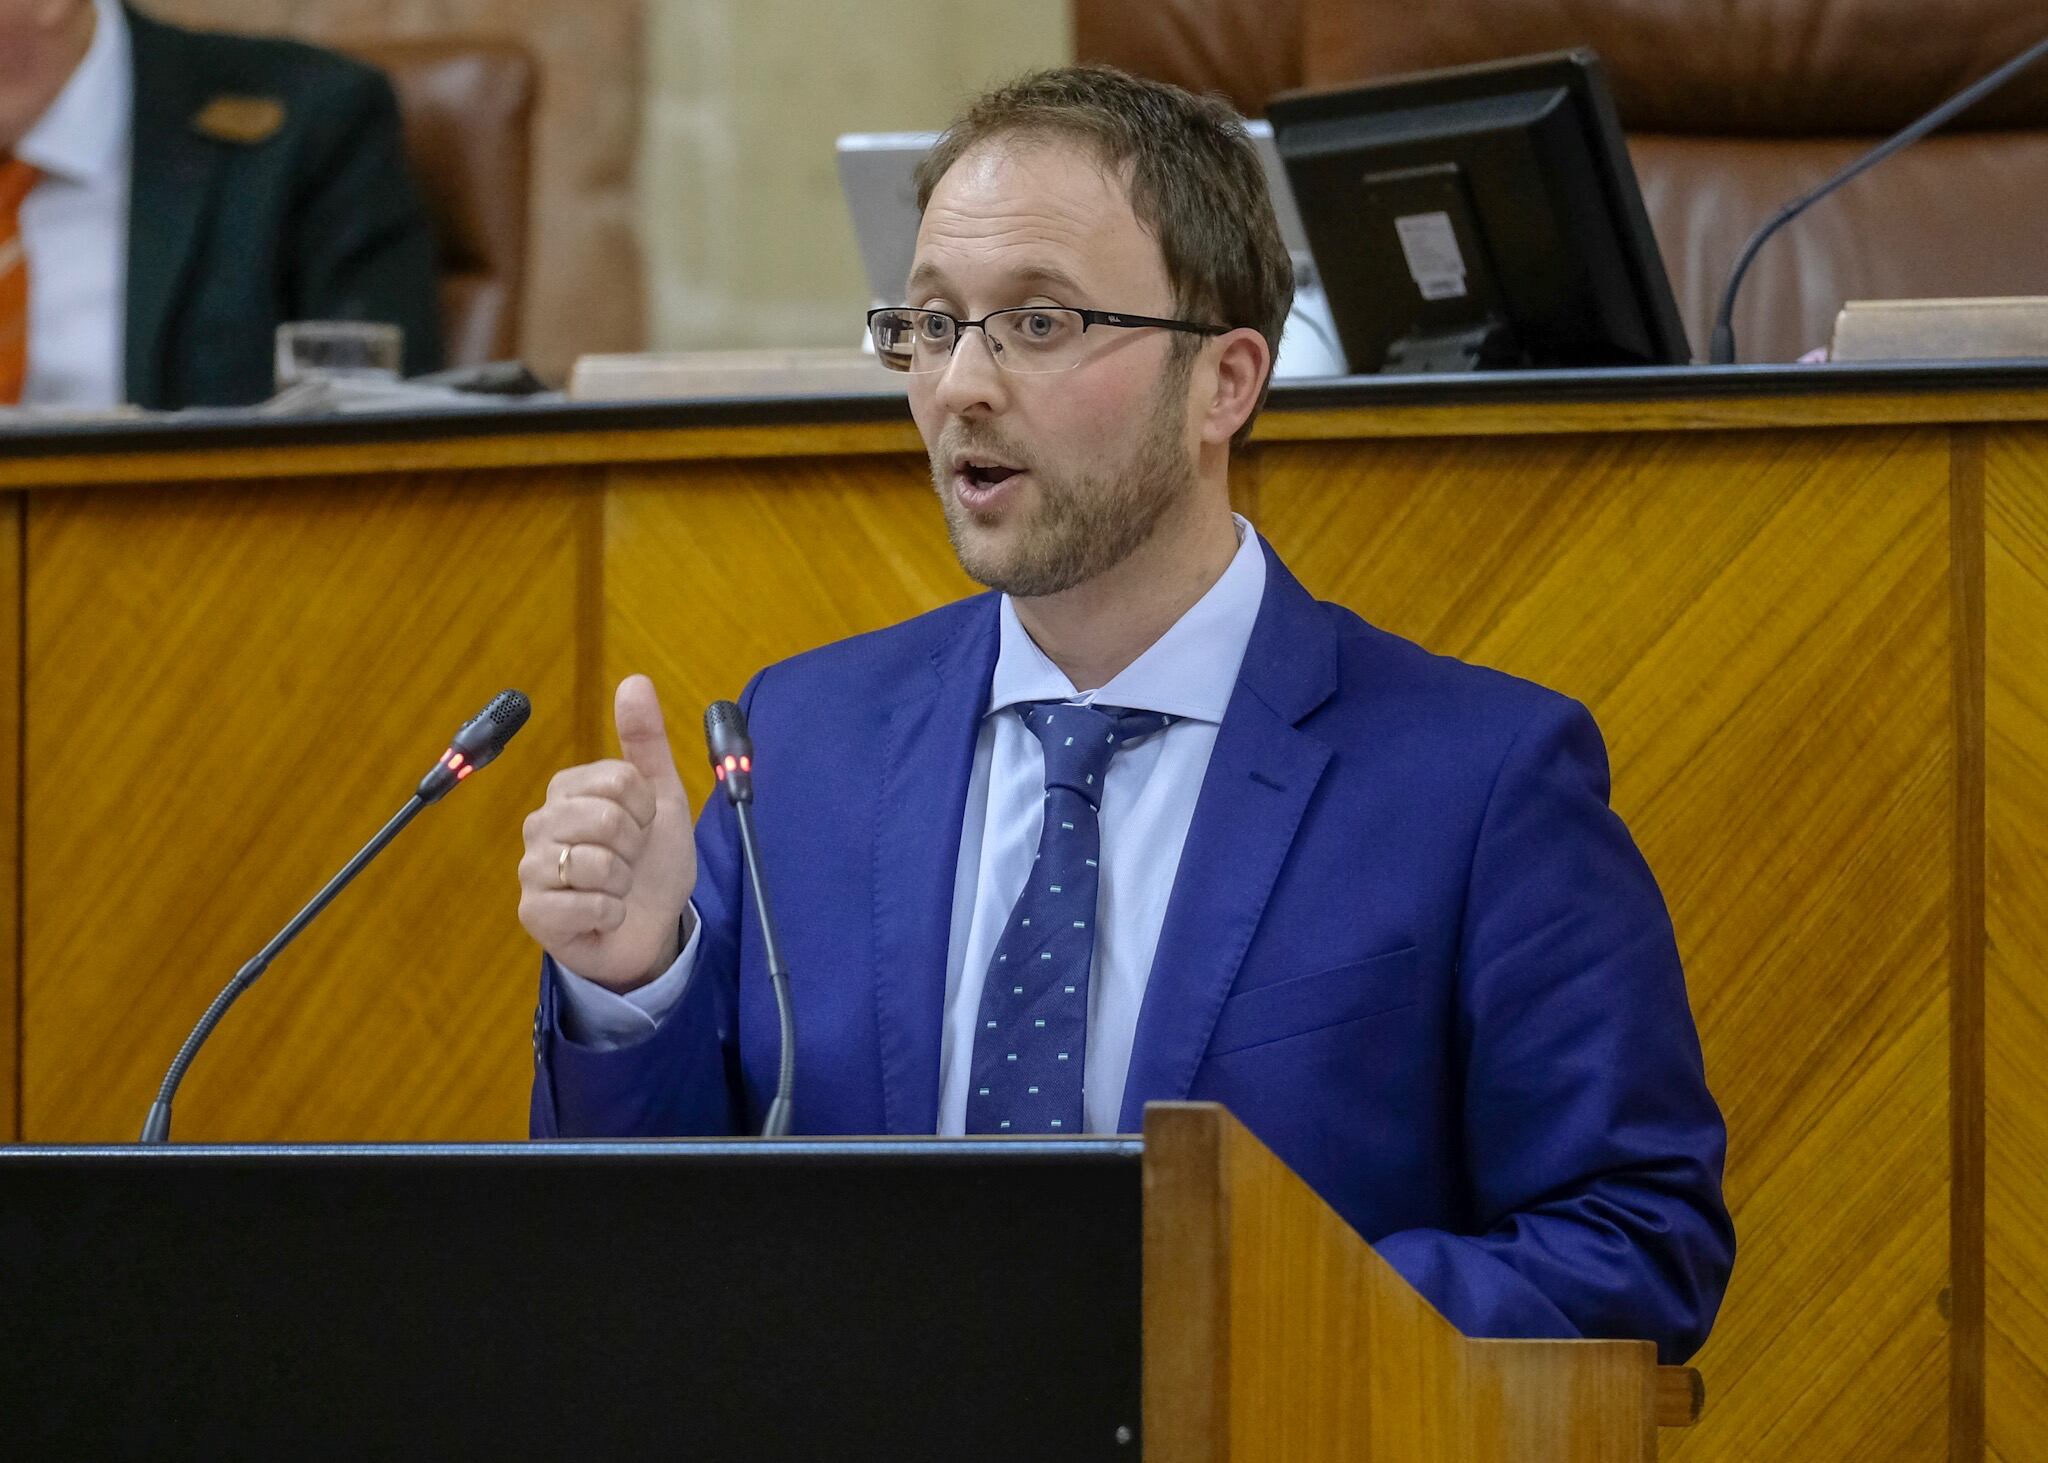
[0,1140,1144,1461]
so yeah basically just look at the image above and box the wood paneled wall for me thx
[0,389,2041,1461]
[1260,424,1959,1461]
[21,471,594,1140]
[1985,426,2048,1461]
[0,497,18,1143]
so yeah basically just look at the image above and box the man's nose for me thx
[930,327,1009,414]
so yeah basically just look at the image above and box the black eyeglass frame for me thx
[865,305,1230,371]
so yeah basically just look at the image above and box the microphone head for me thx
[450,689,532,764]
[418,690,531,804]
[704,699,753,760]
[704,699,754,805]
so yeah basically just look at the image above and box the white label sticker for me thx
[1394,212,1469,301]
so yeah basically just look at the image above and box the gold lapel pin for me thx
[191,95,287,145]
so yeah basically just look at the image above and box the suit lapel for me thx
[871,600,1000,1134]
[122,8,223,408]
[1116,545,1338,1130]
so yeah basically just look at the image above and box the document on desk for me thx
[568,348,908,401]
[1831,296,2048,362]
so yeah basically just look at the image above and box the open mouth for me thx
[949,456,1030,513]
[960,462,1022,489]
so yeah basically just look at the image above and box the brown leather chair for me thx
[1078,0,2048,362]
[346,39,537,367]
[1075,0,1304,122]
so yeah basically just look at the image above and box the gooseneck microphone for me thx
[139,690,532,1143]
[1709,32,2048,364]
[704,699,795,1138]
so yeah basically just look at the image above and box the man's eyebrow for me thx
[1009,264,1089,297]
[902,261,1092,303]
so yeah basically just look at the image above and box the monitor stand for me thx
[1384,319,1519,373]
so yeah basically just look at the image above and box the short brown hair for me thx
[914,65,1294,447]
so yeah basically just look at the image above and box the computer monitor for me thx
[1267,50,1692,374]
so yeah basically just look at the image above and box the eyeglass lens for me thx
[870,309,1092,374]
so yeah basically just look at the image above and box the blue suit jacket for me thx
[532,543,1735,1361]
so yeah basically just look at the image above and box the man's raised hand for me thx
[517,675,697,991]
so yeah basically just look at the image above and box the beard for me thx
[930,357,1198,600]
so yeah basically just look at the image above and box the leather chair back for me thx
[1077,0,2048,361]
[1074,0,1303,121]
[347,39,537,367]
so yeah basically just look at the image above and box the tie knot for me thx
[1017,701,1174,804]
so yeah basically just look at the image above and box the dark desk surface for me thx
[2,358,2045,463]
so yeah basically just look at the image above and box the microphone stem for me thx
[1710,32,2048,364]
[140,796,426,1144]
[733,801,796,1137]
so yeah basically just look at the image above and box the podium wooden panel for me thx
[0,366,2043,1460]
[1144,1103,1672,1461]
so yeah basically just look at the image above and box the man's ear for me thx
[1198,327,1272,447]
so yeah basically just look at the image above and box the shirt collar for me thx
[988,514,1269,724]
[15,0,132,186]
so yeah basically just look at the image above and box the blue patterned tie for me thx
[966,701,1174,1134]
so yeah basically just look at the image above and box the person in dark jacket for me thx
[1,0,441,410]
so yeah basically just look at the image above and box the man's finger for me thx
[614,675,685,795]
[521,889,628,938]
[528,796,650,863]
[520,842,634,900]
[545,760,658,829]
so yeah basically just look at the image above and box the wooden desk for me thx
[1,364,2043,1461]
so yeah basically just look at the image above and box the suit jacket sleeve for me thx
[530,685,758,1139]
[285,66,444,376]
[1373,695,1736,1363]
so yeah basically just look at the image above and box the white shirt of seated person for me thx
[12,0,131,410]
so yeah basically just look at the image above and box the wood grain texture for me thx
[0,497,18,1141]
[0,420,928,492]
[20,471,590,1141]
[1950,433,1988,1462]
[1468,1340,1658,1462]
[1257,427,1956,1463]
[1143,1102,1660,1462]
[4,380,2046,496]
[1658,1367,1706,1428]
[600,456,979,811]
[1985,425,2048,1463]
[1144,1099,1234,1463]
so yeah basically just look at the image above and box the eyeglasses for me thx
[867,306,1228,374]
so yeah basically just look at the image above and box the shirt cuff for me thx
[554,906,703,1049]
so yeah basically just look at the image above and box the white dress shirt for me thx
[13,0,132,409]
[559,516,1269,1135]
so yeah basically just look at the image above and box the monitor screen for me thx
[1268,50,1691,374]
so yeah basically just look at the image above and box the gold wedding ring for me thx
[557,844,573,889]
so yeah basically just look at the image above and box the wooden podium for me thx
[1143,1103,1698,1461]
[0,1102,1695,1459]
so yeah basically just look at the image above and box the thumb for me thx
[613,674,685,793]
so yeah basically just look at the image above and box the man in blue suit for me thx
[519,67,1734,1362]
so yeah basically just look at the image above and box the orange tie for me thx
[0,155,39,405]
